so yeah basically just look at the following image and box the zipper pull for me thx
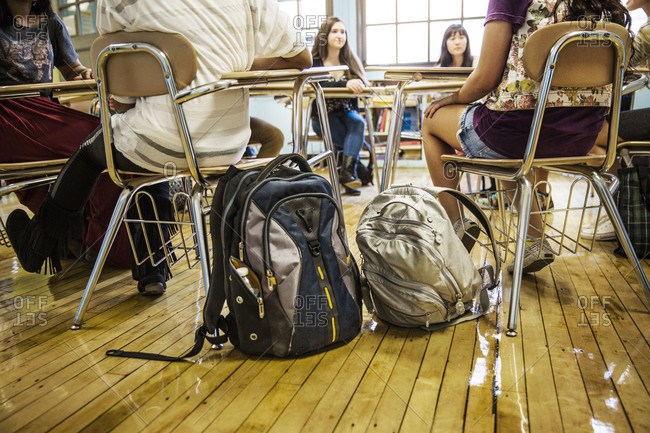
[425,312,431,328]
[257,296,265,318]
[239,242,244,261]
[455,295,465,316]
[266,269,276,291]
[308,240,321,257]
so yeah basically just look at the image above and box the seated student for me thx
[310,17,369,196]
[5,0,311,291]
[436,24,474,68]
[421,0,632,273]
[582,0,650,240]
[0,0,138,271]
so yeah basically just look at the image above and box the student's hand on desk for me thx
[73,68,94,80]
[346,79,364,94]
[423,93,455,119]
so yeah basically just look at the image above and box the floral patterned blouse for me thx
[484,0,612,111]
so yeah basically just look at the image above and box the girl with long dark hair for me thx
[311,17,369,195]
[437,24,473,67]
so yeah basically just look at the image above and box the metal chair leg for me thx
[590,172,650,303]
[506,176,534,337]
[191,183,211,296]
[71,187,133,329]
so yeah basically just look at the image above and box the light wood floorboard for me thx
[0,169,648,432]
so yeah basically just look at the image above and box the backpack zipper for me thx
[358,231,463,302]
[364,269,446,326]
[239,173,321,263]
[262,192,347,291]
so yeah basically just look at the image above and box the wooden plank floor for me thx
[0,168,649,433]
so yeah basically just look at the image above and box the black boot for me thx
[344,186,361,196]
[129,185,176,295]
[339,155,362,189]
[6,194,85,274]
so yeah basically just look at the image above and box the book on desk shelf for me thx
[374,107,418,134]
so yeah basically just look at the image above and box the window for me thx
[363,0,486,65]
[277,0,330,47]
[57,0,97,36]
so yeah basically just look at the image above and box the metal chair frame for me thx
[71,35,342,329]
[441,27,650,337]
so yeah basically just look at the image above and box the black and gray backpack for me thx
[107,154,362,361]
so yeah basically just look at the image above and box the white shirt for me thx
[96,0,305,172]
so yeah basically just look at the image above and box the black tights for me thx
[50,126,161,210]
[50,126,173,285]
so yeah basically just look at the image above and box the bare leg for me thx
[423,105,547,238]
[421,105,468,223]
[590,119,622,172]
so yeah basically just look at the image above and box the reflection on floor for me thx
[0,169,648,433]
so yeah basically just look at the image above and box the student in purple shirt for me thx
[421,0,632,273]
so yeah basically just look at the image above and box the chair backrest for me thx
[90,31,198,97]
[522,21,631,87]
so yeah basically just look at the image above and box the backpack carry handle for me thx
[256,153,312,181]
[376,199,427,219]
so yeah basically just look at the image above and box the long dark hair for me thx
[311,17,368,84]
[0,0,54,27]
[554,0,631,28]
[436,24,472,67]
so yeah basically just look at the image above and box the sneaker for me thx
[507,239,555,273]
[536,191,554,211]
[580,214,616,241]
[140,282,166,296]
[477,192,512,210]
[137,274,166,296]
[453,218,481,252]
[344,186,361,196]
[477,192,499,210]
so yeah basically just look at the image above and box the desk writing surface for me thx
[248,84,383,98]
[221,66,348,81]
[366,66,473,81]
[0,80,97,99]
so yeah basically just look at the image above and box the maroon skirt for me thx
[1,96,131,268]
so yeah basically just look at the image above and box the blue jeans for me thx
[311,110,366,158]
[458,103,507,159]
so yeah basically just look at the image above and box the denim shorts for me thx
[457,103,507,159]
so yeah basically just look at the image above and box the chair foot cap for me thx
[506,329,517,337]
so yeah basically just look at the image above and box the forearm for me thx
[452,72,503,104]
[447,20,512,104]
[251,48,312,71]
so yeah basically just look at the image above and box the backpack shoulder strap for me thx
[424,186,501,287]
[104,166,241,362]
